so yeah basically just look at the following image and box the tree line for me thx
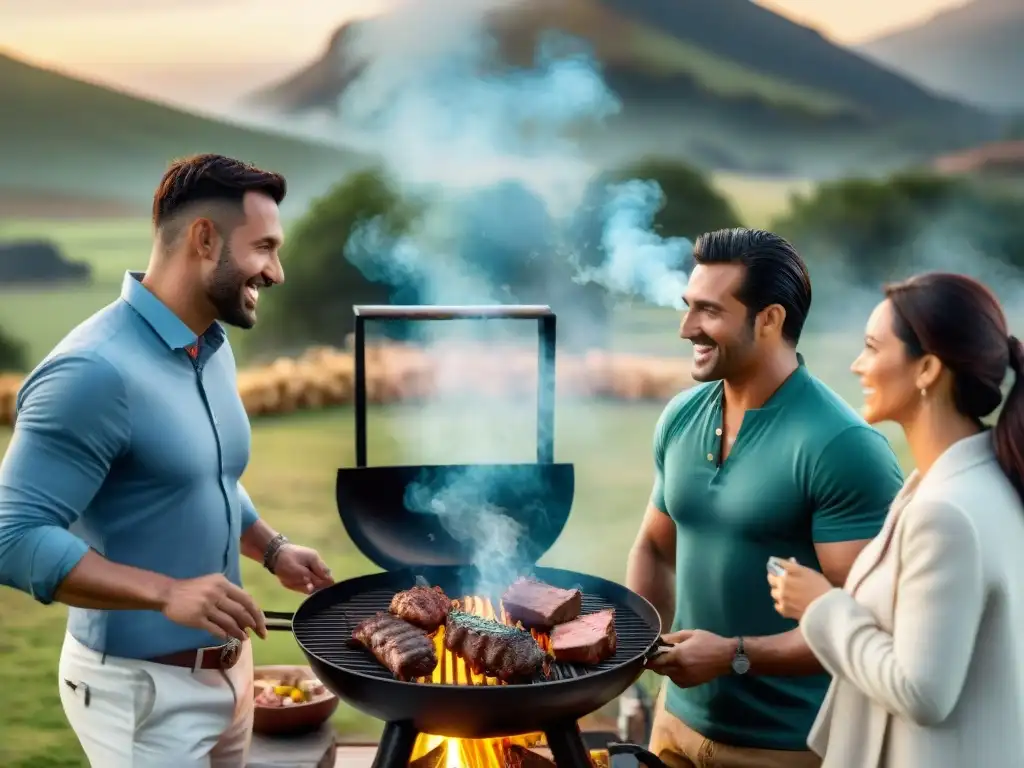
[2,160,1023,371]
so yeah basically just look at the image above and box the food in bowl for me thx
[254,670,328,708]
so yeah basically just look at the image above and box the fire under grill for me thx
[296,589,657,686]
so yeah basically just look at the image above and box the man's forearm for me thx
[53,550,174,611]
[742,628,824,676]
[240,518,280,562]
[626,541,675,632]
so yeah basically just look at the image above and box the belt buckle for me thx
[219,638,241,669]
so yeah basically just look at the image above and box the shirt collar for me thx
[120,271,225,352]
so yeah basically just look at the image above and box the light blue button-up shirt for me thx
[0,272,260,658]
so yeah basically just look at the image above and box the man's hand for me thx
[161,573,267,642]
[273,544,334,594]
[644,629,735,688]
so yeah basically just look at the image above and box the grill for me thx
[305,583,654,685]
[266,306,671,768]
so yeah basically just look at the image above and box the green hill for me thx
[0,51,366,216]
[857,0,1024,113]
[250,0,1002,176]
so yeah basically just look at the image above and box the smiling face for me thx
[204,191,285,329]
[679,263,760,382]
[850,298,926,425]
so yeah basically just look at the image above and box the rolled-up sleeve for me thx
[0,353,130,604]
[238,482,259,532]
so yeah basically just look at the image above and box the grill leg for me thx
[372,721,420,768]
[545,722,593,768]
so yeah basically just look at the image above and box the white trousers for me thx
[58,632,254,768]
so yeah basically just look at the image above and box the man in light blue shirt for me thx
[0,154,333,767]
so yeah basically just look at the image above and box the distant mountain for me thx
[858,0,1024,113]
[249,0,1001,176]
[0,51,365,216]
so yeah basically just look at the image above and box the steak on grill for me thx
[501,577,582,629]
[389,585,452,632]
[550,609,617,665]
[350,612,438,681]
[444,610,548,681]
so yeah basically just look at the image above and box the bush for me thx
[0,240,91,285]
[0,324,26,372]
[249,166,424,356]
[1005,116,1024,141]
[605,158,744,240]
[772,172,1024,286]
[567,157,743,307]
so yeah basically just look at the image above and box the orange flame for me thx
[408,596,552,768]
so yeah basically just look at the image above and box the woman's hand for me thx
[767,558,833,621]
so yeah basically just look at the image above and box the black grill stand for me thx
[372,721,596,768]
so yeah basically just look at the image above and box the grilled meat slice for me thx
[444,610,546,682]
[350,612,438,681]
[389,585,452,632]
[501,577,582,629]
[550,609,617,665]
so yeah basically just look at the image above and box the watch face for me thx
[732,655,750,675]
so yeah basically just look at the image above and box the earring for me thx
[920,388,927,398]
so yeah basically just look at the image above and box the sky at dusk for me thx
[0,0,971,110]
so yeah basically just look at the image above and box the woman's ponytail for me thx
[994,335,1024,498]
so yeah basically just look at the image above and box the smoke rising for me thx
[573,180,692,310]
[330,0,689,591]
[336,0,688,310]
[403,467,551,596]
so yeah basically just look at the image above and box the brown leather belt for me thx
[146,638,244,671]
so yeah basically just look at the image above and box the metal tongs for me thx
[644,637,676,662]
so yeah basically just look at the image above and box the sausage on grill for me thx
[389,585,452,632]
[444,610,547,682]
[350,612,438,681]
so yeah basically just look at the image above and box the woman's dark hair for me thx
[884,271,1024,496]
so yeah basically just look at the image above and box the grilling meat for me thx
[389,585,452,632]
[444,610,547,682]
[550,609,617,665]
[501,577,582,629]
[350,612,438,681]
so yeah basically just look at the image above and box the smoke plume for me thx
[333,0,689,592]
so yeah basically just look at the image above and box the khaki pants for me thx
[648,684,821,768]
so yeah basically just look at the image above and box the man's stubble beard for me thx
[206,243,256,330]
[693,323,758,384]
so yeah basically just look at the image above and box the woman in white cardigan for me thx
[767,271,1024,768]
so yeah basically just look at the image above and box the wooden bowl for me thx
[253,664,339,736]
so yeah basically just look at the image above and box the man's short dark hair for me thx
[693,227,812,345]
[152,154,287,243]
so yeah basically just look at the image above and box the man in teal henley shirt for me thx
[630,229,904,768]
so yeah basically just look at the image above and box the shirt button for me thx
[715,428,723,436]
[707,453,714,461]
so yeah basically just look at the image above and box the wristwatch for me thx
[731,637,750,675]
